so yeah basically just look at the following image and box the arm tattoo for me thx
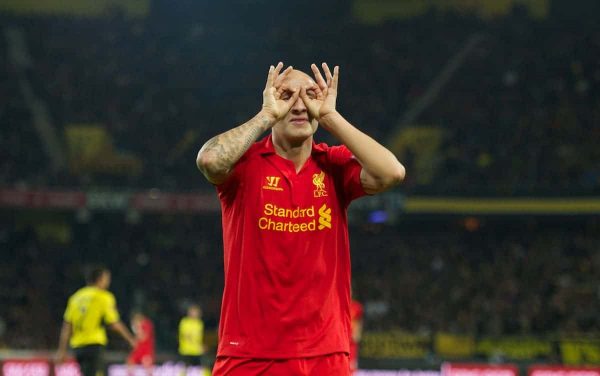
[198,113,273,181]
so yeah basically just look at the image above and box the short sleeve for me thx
[178,320,184,338]
[216,154,249,205]
[327,146,367,206]
[103,293,120,325]
[351,301,364,320]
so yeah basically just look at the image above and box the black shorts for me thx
[74,344,105,376]
[179,354,203,366]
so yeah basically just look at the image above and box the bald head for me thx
[287,69,312,81]
[279,69,318,94]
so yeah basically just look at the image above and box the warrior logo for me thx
[263,176,283,191]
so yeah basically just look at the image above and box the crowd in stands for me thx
[0,31,46,186]
[1,213,598,350]
[419,9,600,195]
[0,212,223,350]
[353,219,599,336]
[0,1,597,194]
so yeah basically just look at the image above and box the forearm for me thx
[320,112,405,188]
[110,321,135,347]
[352,320,363,342]
[58,322,72,352]
[196,110,276,184]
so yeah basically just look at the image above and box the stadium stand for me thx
[0,2,596,193]
[1,214,598,352]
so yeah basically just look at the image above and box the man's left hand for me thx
[300,63,339,123]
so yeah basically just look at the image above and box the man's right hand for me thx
[261,62,298,121]
[55,349,67,364]
[128,337,137,349]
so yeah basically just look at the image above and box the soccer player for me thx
[57,267,136,376]
[196,62,405,375]
[127,311,155,375]
[350,299,364,374]
[178,304,205,370]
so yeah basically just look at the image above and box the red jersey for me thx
[350,300,364,332]
[129,318,155,364]
[216,135,366,358]
[350,300,364,372]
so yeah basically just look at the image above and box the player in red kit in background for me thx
[197,62,405,375]
[127,311,155,375]
[350,300,364,374]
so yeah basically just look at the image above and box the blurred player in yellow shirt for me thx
[178,304,204,370]
[57,267,136,376]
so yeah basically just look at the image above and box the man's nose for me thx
[291,95,306,113]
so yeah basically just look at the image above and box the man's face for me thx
[189,306,201,318]
[99,271,111,289]
[273,70,320,144]
[132,313,143,325]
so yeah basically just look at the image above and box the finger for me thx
[311,63,327,90]
[273,61,284,78]
[285,89,300,111]
[276,66,293,82]
[331,66,339,91]
[322,63,333,86]
[264,65,275,90]
[298,87,315,111]
[289,89,300,104]
[275,86,289,101]
[312,85,325,100]
[299,86,309,102]
[274,66,293,87]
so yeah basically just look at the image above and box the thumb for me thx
[298,86,308,102]
[286,89,300,109]
[298,87,313,109]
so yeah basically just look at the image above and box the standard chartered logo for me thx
[258,203,332,232]
[318,204,332,229]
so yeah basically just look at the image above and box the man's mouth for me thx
[290,117,308,125]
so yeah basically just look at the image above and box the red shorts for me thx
[212,352,349,376]
[349,343,359,373]
[128,349,154,365]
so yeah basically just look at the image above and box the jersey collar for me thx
[258,134,328,156]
